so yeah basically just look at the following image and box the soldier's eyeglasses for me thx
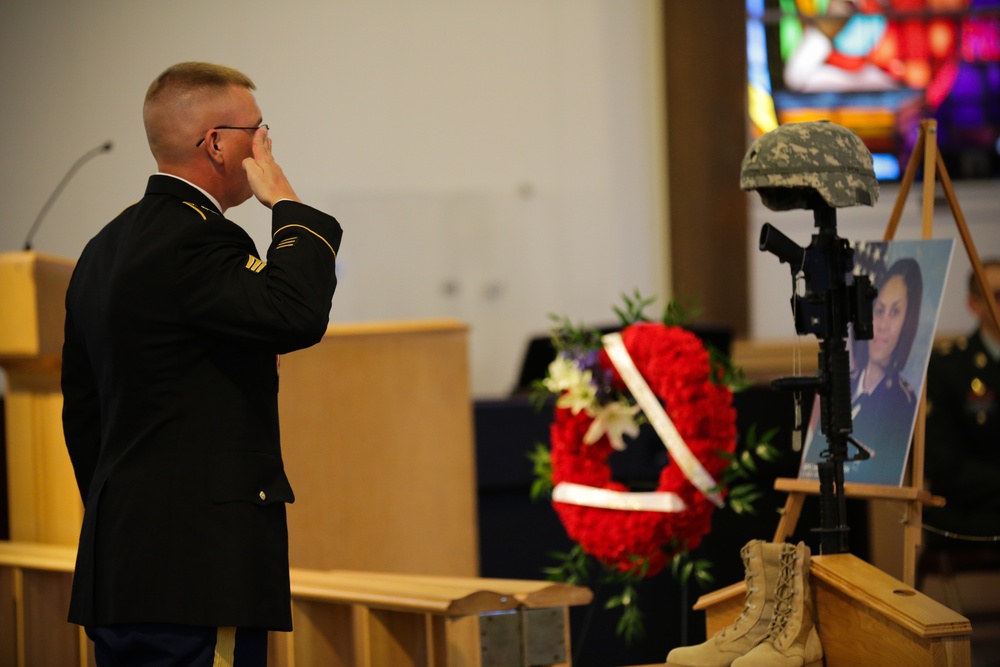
[196,124,269,147]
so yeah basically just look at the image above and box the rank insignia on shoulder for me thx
[182,201,221,220]
[182,202,208,220]
[245,255,266,273]
[276,236,297,250]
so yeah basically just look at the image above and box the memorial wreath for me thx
[532,294,776,642]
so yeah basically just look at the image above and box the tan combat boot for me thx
[665,540,784,667]
[731,541,823,667]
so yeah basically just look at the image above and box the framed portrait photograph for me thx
[798,238,955,486]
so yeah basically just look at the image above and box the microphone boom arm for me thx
[23,141,113,251]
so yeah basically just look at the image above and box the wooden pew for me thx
[0,541,592,667]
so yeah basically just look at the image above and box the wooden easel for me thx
[771,119,1000,586]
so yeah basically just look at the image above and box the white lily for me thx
[543,356,598,415]
[542,356,581,393]
[584,401,641,451]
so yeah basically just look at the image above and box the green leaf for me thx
[661,299,701,327]
[616,600,646,644]
[695,567,715,586]
[614,289,657,326]
[728,483,758,497]
[527,443,553,501]
[543,545,591,586]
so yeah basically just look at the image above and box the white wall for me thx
[0,0,667,397]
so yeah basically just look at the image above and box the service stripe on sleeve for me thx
[273,224,336,258]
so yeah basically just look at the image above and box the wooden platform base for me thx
[694,552,971,667]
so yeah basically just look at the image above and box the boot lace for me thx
[764,545,798,642]
[720,543,759,638]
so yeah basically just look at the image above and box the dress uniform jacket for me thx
[802,368,917,485]
[924,330,1000,545]
[61,174,342,630]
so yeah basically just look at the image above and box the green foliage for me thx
[714,424,781,516]
[708,343,751,393]
[544,548,654,645]
[611,289,702,329]
[547,313,603,355]
[543,544,591,587]
[670,549,716,589]
[661,297,701,327]
[605,579,645,644]
[527,443,554,500]
[613,289,657,326]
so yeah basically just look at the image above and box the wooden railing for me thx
[0,541,592,667]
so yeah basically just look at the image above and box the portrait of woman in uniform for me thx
[799,239,953,486]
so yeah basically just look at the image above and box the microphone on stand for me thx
[23,140,114,251]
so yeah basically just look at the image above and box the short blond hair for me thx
[143,62,256,161]
[144,62,255,106]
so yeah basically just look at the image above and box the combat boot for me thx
[665,540,784,667]
[731,541,823,667]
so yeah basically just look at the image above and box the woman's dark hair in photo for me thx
[853,257,923,374]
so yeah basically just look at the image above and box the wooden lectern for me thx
[0,251,81,545]
[277,320,480,576]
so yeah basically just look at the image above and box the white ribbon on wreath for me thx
[552,481,686,512]
[551,331,724,512]
[602,332,724,508]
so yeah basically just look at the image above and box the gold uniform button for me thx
[259,491,267,501]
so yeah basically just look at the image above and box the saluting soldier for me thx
[924,259,1000,549]
[61,62,343,667]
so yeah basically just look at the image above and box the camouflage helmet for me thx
[740,121,879,211]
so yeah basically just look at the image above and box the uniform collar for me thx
[147,173,223,215]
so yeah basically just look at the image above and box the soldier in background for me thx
[924,259,1000,549]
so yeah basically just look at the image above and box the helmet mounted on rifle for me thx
[740,120,879,211]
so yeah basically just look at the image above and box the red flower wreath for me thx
[549,322,737,577]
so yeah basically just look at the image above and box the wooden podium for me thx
[0,251,81,545]
[277,319,481,576]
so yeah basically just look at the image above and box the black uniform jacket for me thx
[924,330,1000,542]
[61,175,342,630]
